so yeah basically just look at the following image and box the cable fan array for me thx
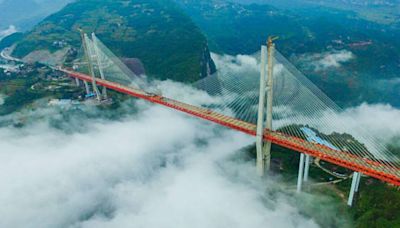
[271,49,400,173]
[79,34,148,90]
[193,53,262,124]
[192,49,400,173]
[72,34,399,175]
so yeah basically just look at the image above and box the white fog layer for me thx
[0,102,320,228]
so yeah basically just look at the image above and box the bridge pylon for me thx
[256,37,276,176]
[74,77,90,94]
[348,172,361,207]
[92,33,108,99]
[79,29,101,101]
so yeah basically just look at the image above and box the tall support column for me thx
[84,81,90,95]
[81,32,100,101]
[304,155,311,182]
[91,33,107,99]
[75,78,80,86]
[297,153,306,193]
[355,172,361,193]
[256,37,277,176]
[264,37,275,172]
[348,172,360,207]
[256,45,267,176]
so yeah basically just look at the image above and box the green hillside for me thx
[12,0,216,82]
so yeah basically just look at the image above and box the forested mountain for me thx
[12,0,216,82]
[230,0,400,25]
[174,0,400,107]
[5,0,400,105]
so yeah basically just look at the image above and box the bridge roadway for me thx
[64,69,400,186]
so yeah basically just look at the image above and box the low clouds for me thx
[211,49,355,75]
[326,103,400,144]
[317,50,354,68]
[154,79,225,107]
[300,50,355,71]
[0,99,322,228]
[0,25,17,40]
[211,53,260,74]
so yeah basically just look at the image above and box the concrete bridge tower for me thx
[256,37,276,176]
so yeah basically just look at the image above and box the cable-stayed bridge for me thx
[46,34,400,206]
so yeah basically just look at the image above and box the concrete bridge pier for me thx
[256,45,267,176]
[84,81,90,95]
[297,153,306,192]
[256,37,276,176]
[355,172,361,193]
[297,154,313,192]
[348,172,361,207]
[303,154,311,182]
[73,77,90,96]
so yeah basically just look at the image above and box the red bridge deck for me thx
[65,69,400,186]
